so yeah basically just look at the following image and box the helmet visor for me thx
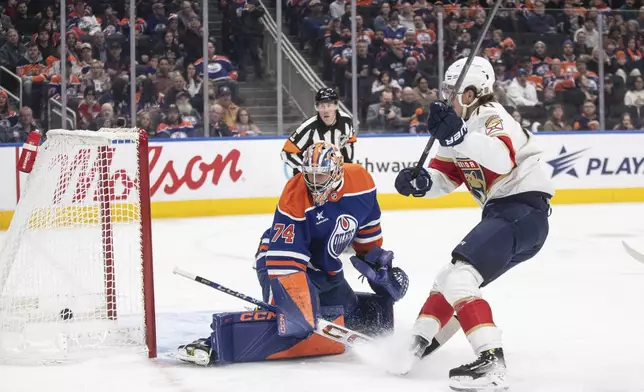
[441,82,460,101]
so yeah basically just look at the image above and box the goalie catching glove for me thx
[350,246,409,302]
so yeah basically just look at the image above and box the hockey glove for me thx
[395,167,432,197]
[269,272,320,339]
[428,101,468,147]
[350,246,409,302]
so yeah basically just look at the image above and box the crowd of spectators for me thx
[290,0,644,133]
[0,0,266,143]
[1,0,644,144]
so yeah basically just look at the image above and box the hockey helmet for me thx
[315,87,339,105]
[301,141,344,206]
[442,56,495,110]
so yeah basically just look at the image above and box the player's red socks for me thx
[419,292,454,327]
[455,298,502,353]
[455,298,494,331]
[412,292,454,341]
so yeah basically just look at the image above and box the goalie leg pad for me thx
[345,292,394,336]
[270,272,320,338]
[210,306,345,365]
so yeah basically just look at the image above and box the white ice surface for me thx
[1,203,644,392]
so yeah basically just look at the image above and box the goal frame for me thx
[130,129,157,359]
[3,128,158,360]
[98,128,157,359]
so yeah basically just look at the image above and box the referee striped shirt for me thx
[281,110,356,171]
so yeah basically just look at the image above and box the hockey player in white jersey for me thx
[394,56,555,391]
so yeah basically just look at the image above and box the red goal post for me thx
[0,128,156,362]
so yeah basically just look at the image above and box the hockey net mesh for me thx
[0,128,153,362]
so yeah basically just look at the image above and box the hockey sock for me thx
[455,298,502,354]
[412,292,454,342]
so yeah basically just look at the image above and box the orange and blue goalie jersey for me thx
[262,163,382,278]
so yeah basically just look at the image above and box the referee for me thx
[281,87,356,174]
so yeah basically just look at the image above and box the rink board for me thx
[1,132,643,229]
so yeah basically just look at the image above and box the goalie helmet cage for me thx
[0,128,157,362]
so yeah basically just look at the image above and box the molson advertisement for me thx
[0,132,642,229]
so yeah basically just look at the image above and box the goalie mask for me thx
[301,142,344,206]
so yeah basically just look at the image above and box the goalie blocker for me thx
[177,142,408,365]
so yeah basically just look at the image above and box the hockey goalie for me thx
[175,142,409,366]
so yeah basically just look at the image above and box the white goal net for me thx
[0,128,156,362]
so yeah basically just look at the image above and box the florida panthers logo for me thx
[327,214,358,258]
[456,159,488,203]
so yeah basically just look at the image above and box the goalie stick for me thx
[411,0,504,181]
[622,241,644,264]
[172,266,372,348]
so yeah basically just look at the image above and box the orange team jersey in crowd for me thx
[527,74,543,90]
[572,70,598,82]
[17,62,48,83]
[119,17,147,30]
[263,163,383,279]
[44,54,80,78]
[530,55,552,76]
[561,61,578,74]
[414,28,436,46]
[156,119,196,137]
[542,71,575,91]
[483,47,502,63]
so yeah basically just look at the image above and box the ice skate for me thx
[448,348,509,392]
[175,338,214,366]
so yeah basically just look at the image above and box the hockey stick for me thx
[411,0,504,181]
[622,241,644,264]
[172,266,373,348]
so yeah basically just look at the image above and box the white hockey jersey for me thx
[426,102,555,207]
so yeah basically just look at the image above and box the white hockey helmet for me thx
[441,56,495,112]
